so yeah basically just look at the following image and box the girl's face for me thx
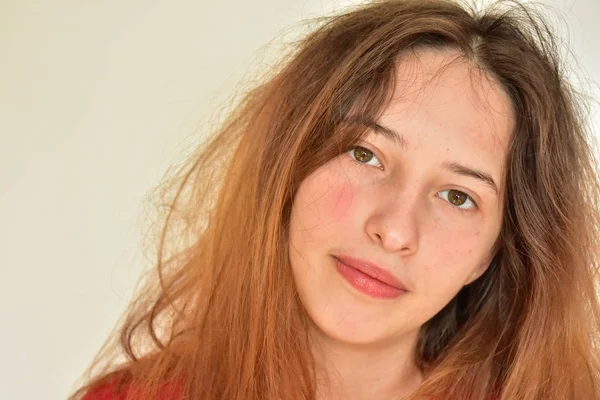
[288,49,513,346]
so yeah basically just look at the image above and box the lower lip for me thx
[334,258,406,299]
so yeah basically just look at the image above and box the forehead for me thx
[379,48,514,188]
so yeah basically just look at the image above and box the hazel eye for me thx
[348,146,382,168]
[438,189,477,211]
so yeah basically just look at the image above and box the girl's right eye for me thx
[347,146,383,169]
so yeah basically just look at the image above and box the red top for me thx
[82,380,182,400]
[82,383,127,400]
[82,379,500,399]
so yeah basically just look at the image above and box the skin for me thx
[288,49,514,400]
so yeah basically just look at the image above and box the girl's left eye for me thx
[438,189,478,211]
[347,146,382,168]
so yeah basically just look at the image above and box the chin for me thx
[311,320,396,347]
[301,288,405,347]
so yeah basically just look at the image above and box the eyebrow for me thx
[345,115,407,149]
[344,115,499,195]
[441,161,499,195]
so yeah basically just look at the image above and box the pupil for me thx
[449,190,467,205]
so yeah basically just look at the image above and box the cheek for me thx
[420,224,491,291]
[429,214,483,256]
[296,163,357,226]
[321,180,355,221]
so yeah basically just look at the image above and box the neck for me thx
[310,327,424,400]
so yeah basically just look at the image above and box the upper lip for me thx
[334,254,408,291]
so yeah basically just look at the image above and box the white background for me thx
[1,1,598,399]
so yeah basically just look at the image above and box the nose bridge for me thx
[366,179,422,253]
[385,181,422,227]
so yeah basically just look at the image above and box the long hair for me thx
[71,1,600,398]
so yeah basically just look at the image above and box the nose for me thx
[364,187,420,256]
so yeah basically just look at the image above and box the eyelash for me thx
[346,145,479,213]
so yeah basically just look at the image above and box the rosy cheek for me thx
[319,181,356,222]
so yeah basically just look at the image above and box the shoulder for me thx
[81,380,131,400]
[82,379,182,400]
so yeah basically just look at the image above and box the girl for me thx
[72,0,600,398]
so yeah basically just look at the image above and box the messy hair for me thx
[72,1,600,399]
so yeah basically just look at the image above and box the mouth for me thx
[333,255,408,299]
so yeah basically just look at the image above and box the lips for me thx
[333,254,408,299]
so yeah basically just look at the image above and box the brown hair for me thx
[72,0,600,398]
